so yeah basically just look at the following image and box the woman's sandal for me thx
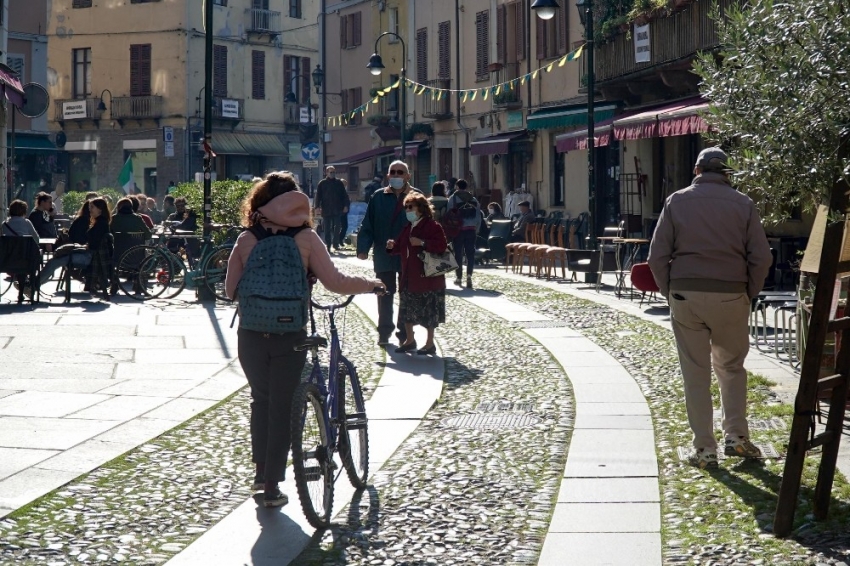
[394,341,417,354]
[416,345,437,355]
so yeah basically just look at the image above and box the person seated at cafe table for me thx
[2,199,40,240]
[39,198,111,289]
[111,197,152,239]
[29,192,57,250]
[68,200,93,245]
[511,200,535,242]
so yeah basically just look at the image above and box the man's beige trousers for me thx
[669,290,751,450]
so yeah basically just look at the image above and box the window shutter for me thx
[536,17,546,60]
[353,12,362,47]
[341,89,349,119]
[130,44,151,97]
[252,50,265,100]
[213,45,228,97]
[475,10,489,79]
[301,57,311,102]
[438,21,450,80]
[557,6,568,55]
[416,28,427,83]
[496,5,506,64]
[515,2,526,61]
[341,15,348,49]
[283,55,293,97]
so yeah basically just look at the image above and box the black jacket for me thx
[29,210,57,238]
[315,177,350,216]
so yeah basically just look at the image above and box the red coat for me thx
[390,217,448,293]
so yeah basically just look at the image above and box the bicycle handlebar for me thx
[309,287,384,310]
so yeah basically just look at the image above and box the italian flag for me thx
[118,156,134,194]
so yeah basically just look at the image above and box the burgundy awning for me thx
[394,140,429,158]
[613,98,707,140]
[0,64,24,108]
[469,131,527,156]
[555,118,615,153]
[327,145,395,168]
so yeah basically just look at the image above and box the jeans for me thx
[376,270,405,340]
[453,229,476,279]
[338,213,349,246]
[237,328,308,484]
[39,250,91,286]
[322,215,341,249]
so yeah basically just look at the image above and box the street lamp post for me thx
[366,32,406,160]
[198,0,214,301]
[310,64,342,175]
[574,0,595,250]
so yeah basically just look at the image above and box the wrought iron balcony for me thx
[491,62,522,108]
[284,101,300,126]
[422,79,452,119]
[212,96,244,121]
[111,95,163,122]
[54,98,104,123]
[247,8,281,35]
[595,0,736,84]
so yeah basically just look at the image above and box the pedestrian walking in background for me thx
[225,172,384,508]
[386,192,447,356]
[356,160,421,346]
[428,182,449,223]
[446,179,480,289]
[314,166,349,253]
[648,147,773,469]
[338,178,350,248]
[364,175,383,204]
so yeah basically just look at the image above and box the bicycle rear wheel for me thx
[291,382,334,529]
[115,245,163,300]
[201,245,231,301]
[337,361,369,489]
[158,251,187,299]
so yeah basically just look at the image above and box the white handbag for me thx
[418,244,458,277]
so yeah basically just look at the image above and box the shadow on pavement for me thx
[204,301,233,358]
[708,460,850,558]
[443,355,485,390]
[250,498,312,566]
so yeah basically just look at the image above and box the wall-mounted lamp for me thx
[96,89,113,112]
[493,155,501,165]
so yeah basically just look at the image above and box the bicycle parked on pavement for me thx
[290,293,371,529]
[113,224,240,301]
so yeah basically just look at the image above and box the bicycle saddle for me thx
[294,335,328,351]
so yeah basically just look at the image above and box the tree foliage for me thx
[171,180,253,227]
[693,0,850,222]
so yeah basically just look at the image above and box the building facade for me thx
[47,0,318,199]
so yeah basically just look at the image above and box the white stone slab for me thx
[0,466,82,510]
[96,379,202,397]
[0,391,112,418]
[0,325,137,337]
[572,382,647,404]
[368,419,421,465]
[134,349,236,365]
[0,314,60,325]
[0,447,58,481]
[114,363,230,381]
[0,347,134,364]
[0,378,117,394]
[563,365,639,385]
[549,502,660,532]
[461,294,551,322]
[182,373,247,401]
[7,336,184,350]
[141,397,220,422]
[0,416,120,450]
[539,532,661,566]
[576,402,651,416]
[564,429,659,478]
[548,349,624,367]
[69,395,173,420]
[574,414,654,430]
[557,477,660,503]
[94,417,183,445]
[521,326,584,338]
[34,439,134,473]
[0,363,116,381]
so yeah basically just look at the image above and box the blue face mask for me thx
[405,210,419,222]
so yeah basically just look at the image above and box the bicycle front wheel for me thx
[115,245,163,300]
[201,245,232,301]
[337,361,369,489]
[291,382,334,529]
[158,251,187,300]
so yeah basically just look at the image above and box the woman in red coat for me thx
[386,192,448,355]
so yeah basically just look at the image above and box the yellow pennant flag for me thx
[482,88,489,101]
[521,75,527,85]
[462,91,468,103]
[382,85,393,94]
[532,69,539,80]
[545,63,554,73]
[391,78,400,89]
[372,97,380,104]
[495,85,502,95]
[558,54,568,67]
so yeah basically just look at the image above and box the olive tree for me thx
[693,0,850,222]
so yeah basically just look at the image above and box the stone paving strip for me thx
[0,287,384,565]
[475,268,850,565]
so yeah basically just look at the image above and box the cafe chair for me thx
[0,236,41,304]
[629,262,660,307]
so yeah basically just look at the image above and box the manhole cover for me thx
[676,443,780,461]
[443,413,542,430]
[477,401,534,413]
[519,321,571,329]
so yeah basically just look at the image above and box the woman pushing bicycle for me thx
[225,172,385,508]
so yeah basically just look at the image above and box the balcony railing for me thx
[422,79,451,119]
[595,0,737,83]
[54,98,104,122]
[212,96,244,121]
[284,101,300,126]
[492,62,521,108]
[247,8,281,34]
[111,95,163,120]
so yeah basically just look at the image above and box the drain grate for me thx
[477,401,534,413]
[442,413,542,430]
[518,320,572,329]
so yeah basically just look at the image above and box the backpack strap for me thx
[249,223,308,241]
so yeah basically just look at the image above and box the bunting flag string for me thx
[323,43,584,128]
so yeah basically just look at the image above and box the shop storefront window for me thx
[69,153,97,193]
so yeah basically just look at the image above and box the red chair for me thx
[630,262,660,306]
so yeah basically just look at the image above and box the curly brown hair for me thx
[241,171,310,227]
[403,192,434,220]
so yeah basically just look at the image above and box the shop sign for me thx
[63,100,87,120]
[506,111,524,130]
[634,24,651,63]
[221,99,240,119]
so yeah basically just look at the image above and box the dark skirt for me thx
[399,289,446,328]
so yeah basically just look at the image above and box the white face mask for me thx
[389,177,404,189]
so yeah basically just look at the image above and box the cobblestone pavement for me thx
[0,287,383,566]
[293,285,574,566]
[472,270,850,566]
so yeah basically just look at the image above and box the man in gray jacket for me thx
[648,147,773,469]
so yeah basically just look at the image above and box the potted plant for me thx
[406,122,434,140]
[367,114,391,126]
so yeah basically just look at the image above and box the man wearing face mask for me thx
[357,160,422,346]
[314,166,350,253]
